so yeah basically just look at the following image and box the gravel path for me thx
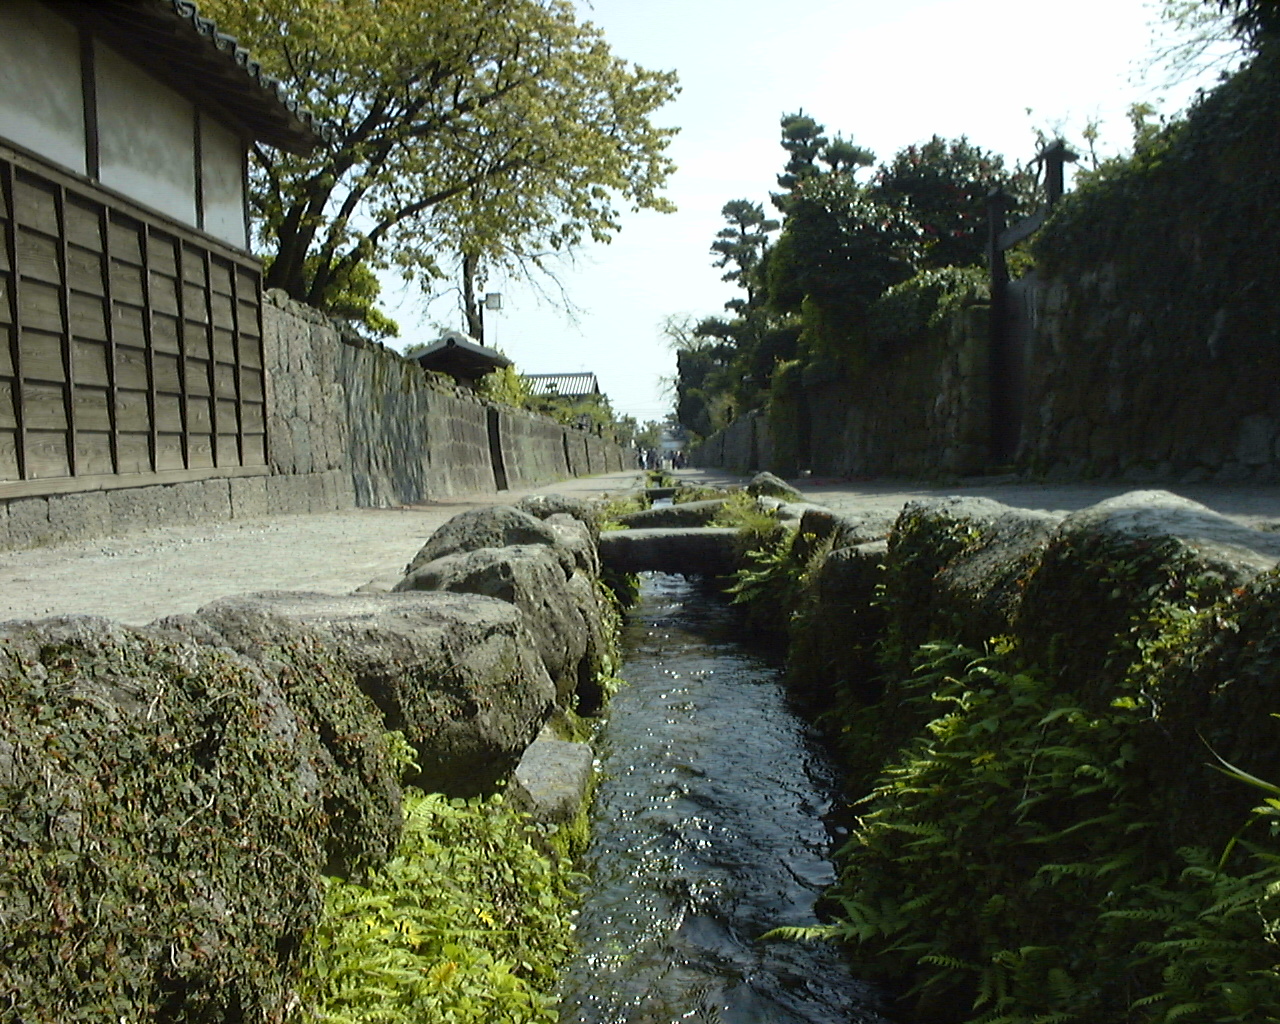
[2,468,1277,626]
[0,471,648,626]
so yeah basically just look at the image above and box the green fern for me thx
[298,791,578,1023]
[759,924,838,943]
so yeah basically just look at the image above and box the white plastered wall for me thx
[200,113,248,248]
[95,41,197,226]
[0,0,87,174]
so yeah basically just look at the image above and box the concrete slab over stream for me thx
[597,527,740,576]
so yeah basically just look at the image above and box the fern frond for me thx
[759,924,837,943]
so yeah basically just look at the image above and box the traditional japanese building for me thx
[0,0,319,498]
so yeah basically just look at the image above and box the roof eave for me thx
[45,0,325,153]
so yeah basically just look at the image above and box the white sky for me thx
[385,0,1238,424]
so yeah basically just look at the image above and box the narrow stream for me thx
[559,573,891,1024]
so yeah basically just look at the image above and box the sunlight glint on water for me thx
[558,573,890,1024]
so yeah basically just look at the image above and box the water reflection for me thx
[558,574,891,1024]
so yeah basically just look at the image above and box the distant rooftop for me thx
[412,331,512,386]
[523,373,602,399]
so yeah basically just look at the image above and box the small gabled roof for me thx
[413,331,512,380]
[45,0,323,152]
[523,373,602,399]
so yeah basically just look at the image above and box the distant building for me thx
[522,372,606,434]
[0,0,319,495]
[522,373,602,400]
[410,330,512,389]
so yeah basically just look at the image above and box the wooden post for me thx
[1040,139,1078,210]
[986,187,1016,465]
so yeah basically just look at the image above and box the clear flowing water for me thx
[559,573,891,1024]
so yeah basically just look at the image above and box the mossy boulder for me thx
[515,493,605,539]
[797,506,897,549]
[789,540,889,706]
[0,616,328,1023]
[158,604,403,874]
[186,591,555,797]
[746,471,804,501]
[880,496,1062,670]
[1015,490,1280,705]
[396,545,597,707]
[403,505,566,577]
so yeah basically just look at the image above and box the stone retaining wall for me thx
[688,305,988,478]
[686,410,769,474]
[0,293,629,550]
[498,406,572,488]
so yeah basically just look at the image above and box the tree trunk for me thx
[462,250,483,341]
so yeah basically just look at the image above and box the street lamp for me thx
[479,292,502,346]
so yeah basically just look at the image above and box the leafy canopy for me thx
[200,0,679,317]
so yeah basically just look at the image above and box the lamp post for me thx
[480,292,502,346]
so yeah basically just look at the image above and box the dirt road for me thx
[1,469,1276,626]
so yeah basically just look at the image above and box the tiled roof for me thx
[412,332,512,378]
[523,373,602,398]
[46,0,325,152]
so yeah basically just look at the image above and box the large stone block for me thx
[405,506,565,576]
[789,539,889,706]
[617,499,727,530]
[597,527,740,577]
[184,590,555,796]
[510,738,595,825]
[46,491,110,543]
[878,497,1059,666]
[798,506,898,549]
[5,497,53,549]
[192,479,233,522]
[1016,490,1280,704]
[106,485,167,529]
[396,545,593,705]
[265,474,310,515]
[322,468,356,511]
[290,418,314,475]
[228,475,269,518]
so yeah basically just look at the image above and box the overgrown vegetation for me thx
[772,639,1280,1023]
[737,502,1280,1022]
[0,629,334,1022]
[671,115,1033,447]
[299,787,581,1024]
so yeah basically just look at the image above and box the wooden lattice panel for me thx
[0,146,268,497]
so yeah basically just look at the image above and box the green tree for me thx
[872,135,1033,270]
[1214,0,1280,44]
[765,175,919,318]
[663,315,734,439]
[773,112,874,205]
[199,0,678,317]
[710,200,778,308]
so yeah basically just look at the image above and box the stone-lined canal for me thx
[558,573,890,1023]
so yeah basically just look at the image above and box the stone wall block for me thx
[106,486,166,529]
[196,479,233,521]
[229,476,269,519]
[46,491,111,543]
[6,496,54,549]
[290,418,314,475]
[1236,413,1275,465]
